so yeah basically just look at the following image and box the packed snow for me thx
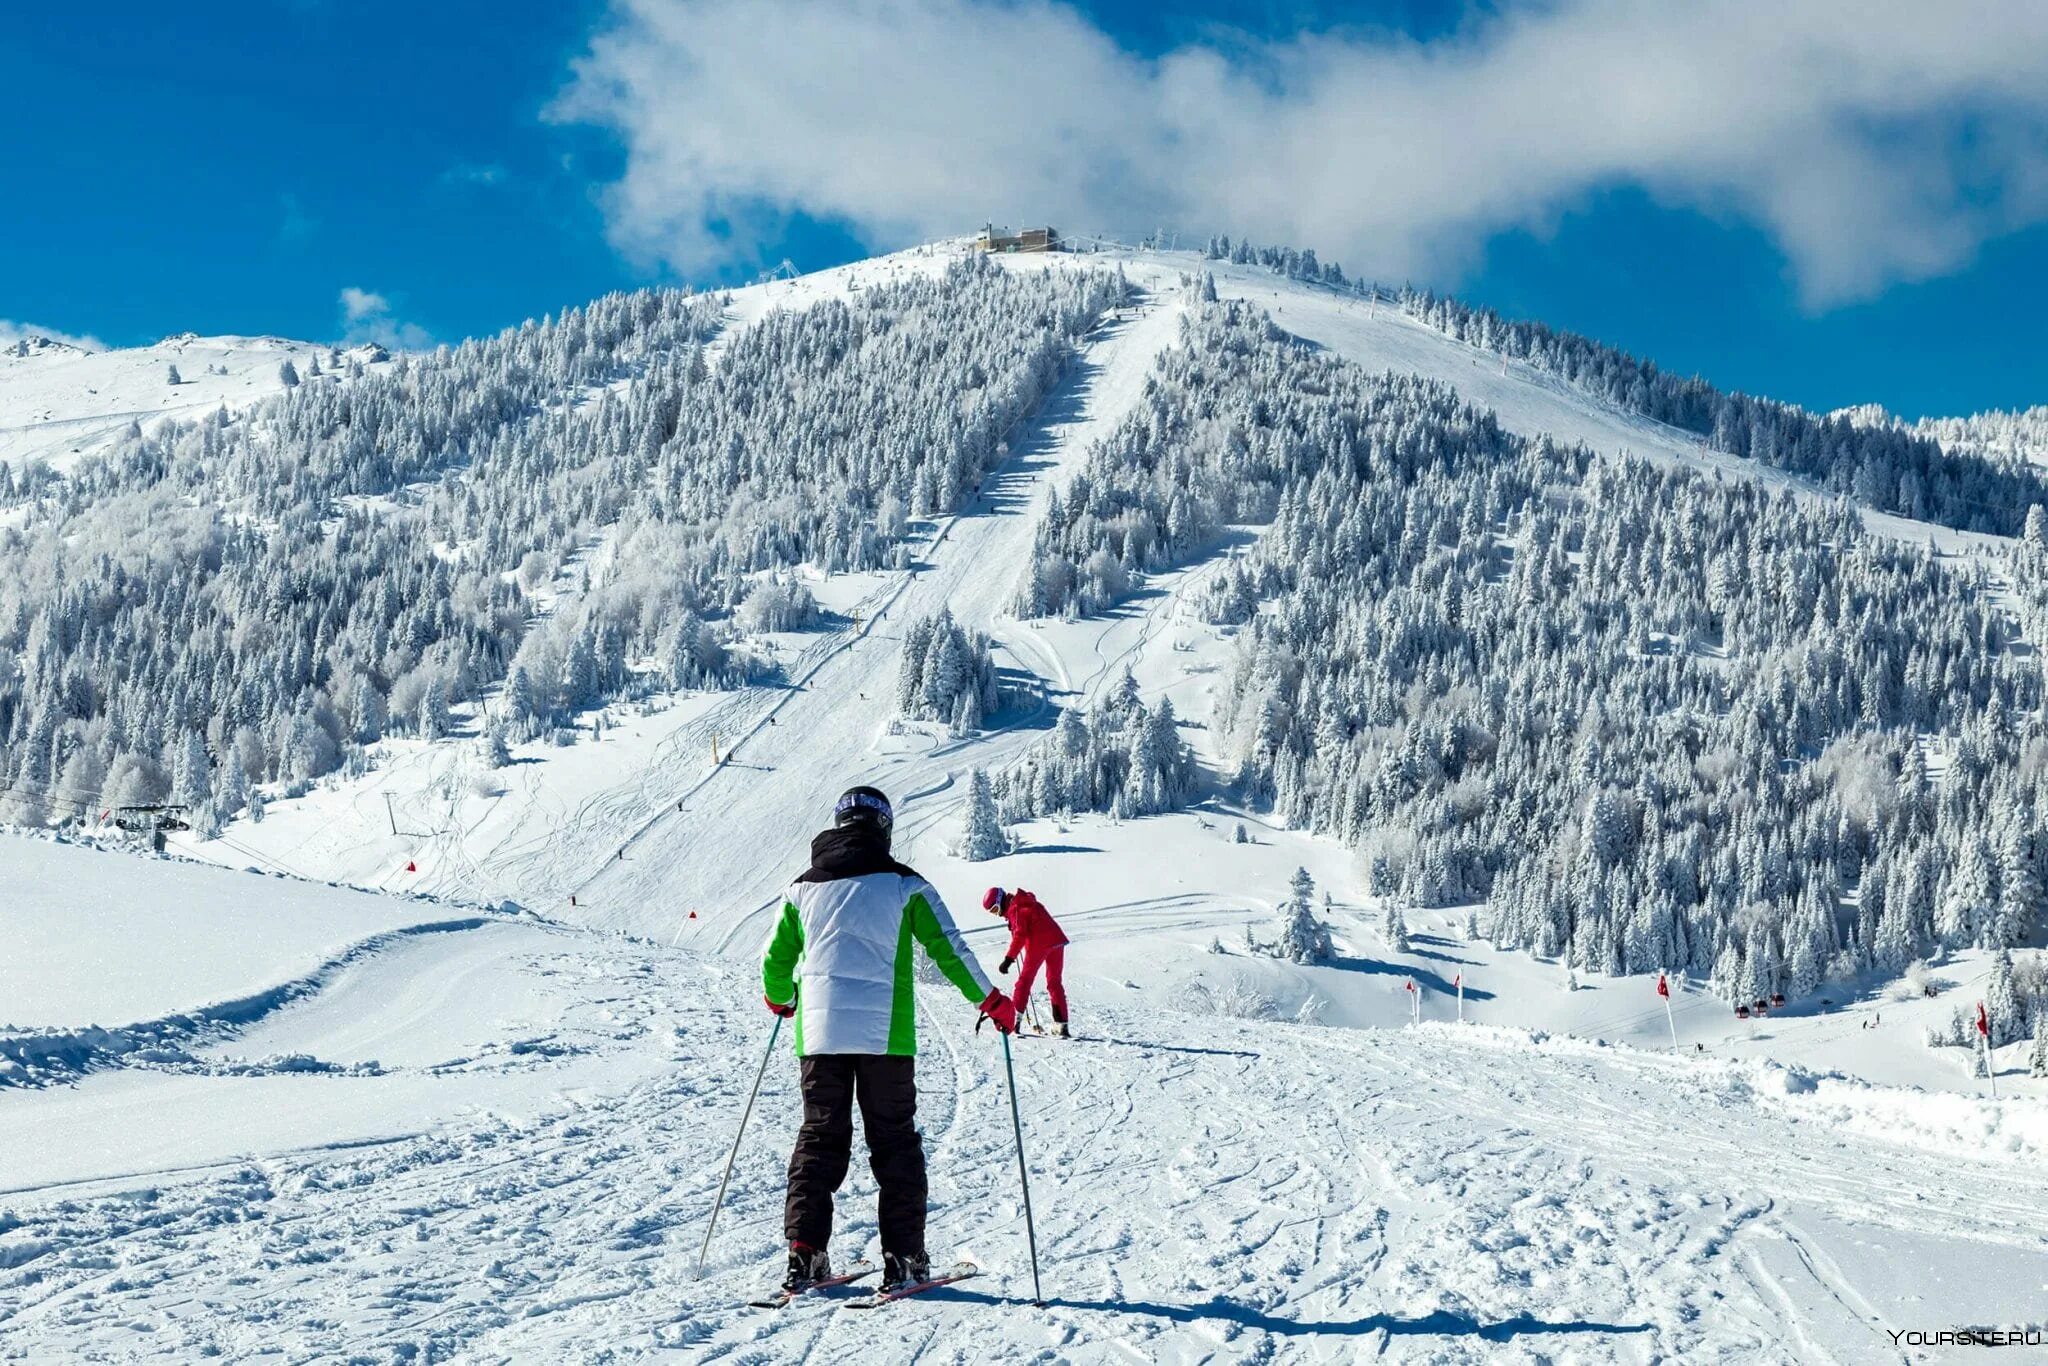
[6,862,2045,1361]
[0,835,463,1032]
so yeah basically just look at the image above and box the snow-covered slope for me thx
[0,836,463,1034]
[149,239,2035,1095]
[7,240,2046,1359]
[164,241,2020,950]
[4,858,2044,1361]
[0,330,383,472]
[1053,250,2014,555]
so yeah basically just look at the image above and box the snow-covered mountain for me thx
[3,238,2045,1359]
[0,328,391,474]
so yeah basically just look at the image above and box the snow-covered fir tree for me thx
[1270,866,1333,965]
[1986,948,2024,1047]
[990,672,1197,823]
[1382,904,1411,953]
[897,609,1001,730]
[956,767,1008,862]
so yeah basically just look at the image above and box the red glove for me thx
[979,989,1018,1034]
[764,994,796,1018]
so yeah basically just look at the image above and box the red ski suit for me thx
[1000,890,1069,1022]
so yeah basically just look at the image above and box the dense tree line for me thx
[1841,402,2048,467]
[1012,301,2048,1004]
[1399,291,2047,535]
[0,257,1121,826]
[897,609,1002,734]
[1202,234,1353,290]
[992,671,1198,823]
[1192,231,2048,536]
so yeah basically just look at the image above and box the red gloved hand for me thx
[979,989,1018,1034]
[765,994,797,1018]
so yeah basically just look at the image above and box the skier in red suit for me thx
[983,887,1071,1036]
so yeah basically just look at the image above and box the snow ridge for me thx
[0,916,489,1088]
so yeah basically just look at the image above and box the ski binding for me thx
[841,1261,980,1308]
[748,1260,878,1308]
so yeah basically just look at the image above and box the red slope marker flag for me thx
[1978,1001,1999,1099]
[1658,972,1679,1052]
[1454,972,1464,1023]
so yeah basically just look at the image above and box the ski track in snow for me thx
[4,935,2040,1361]
[553,286,1190,948]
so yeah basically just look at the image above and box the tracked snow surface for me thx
[4,243,2045,1362]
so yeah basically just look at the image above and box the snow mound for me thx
[0,916,486,1088]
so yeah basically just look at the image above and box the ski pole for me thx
[694,1015,782,1279]
[1000,1030,1045,1306]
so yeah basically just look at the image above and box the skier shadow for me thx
[1326,957,1495,1002]
[955,1290,1650,1342]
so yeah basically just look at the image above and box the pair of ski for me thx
[748,1260,979,1310]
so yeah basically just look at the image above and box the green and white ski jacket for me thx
[762,872,994,1056]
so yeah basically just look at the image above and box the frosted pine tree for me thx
[1382,904,1411,952]
[1272,868,1333,965]
[1987,948,2023,1047]
[957,768,1008,862]
[213,756,248,818]
[2032,1017,2048,1078]
[1996,820,2041,947]
[479,725,511,769]
[171,732,211,808]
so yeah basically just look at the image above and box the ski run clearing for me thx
[4,241,2046,1362]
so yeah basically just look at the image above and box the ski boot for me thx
[880,1248,931,1294]
[782,1242,831,1294]
[1051,1007,1069,1038]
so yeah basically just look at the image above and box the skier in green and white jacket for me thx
[762,785,1017,1294]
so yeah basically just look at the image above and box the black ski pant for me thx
[784,1054,926,1257]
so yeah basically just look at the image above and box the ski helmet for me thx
[833,785,893,834]
[982,886,1009,914]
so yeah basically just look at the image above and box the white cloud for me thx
[554,0,2048,307]
[0,319,107,353]
[337,287,433,350]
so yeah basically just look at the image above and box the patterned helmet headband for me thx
[835,790,892,825]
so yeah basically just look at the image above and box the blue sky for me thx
[4,0,2045,420]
